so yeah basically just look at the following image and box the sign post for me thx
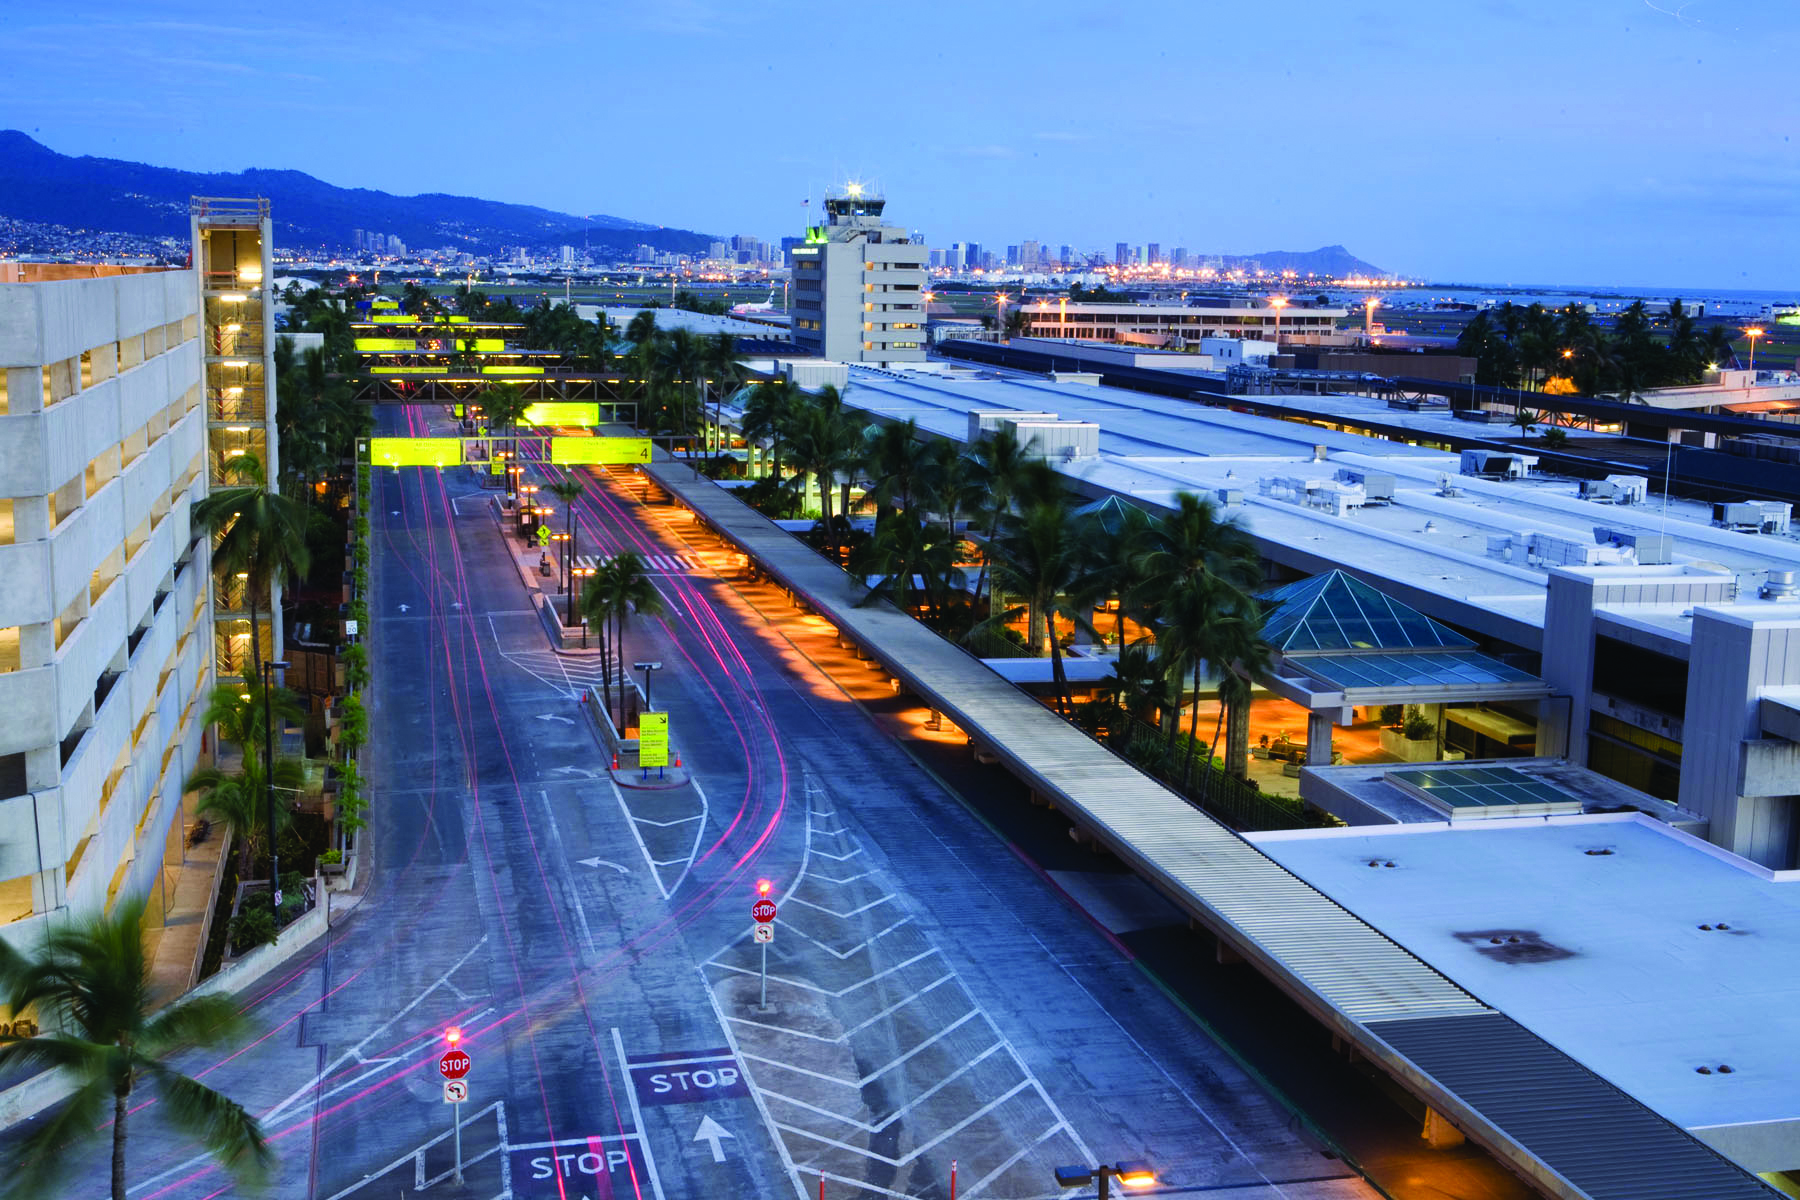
[639,711,670,779]
[439,1029,471,1184]
[752,881,777,1010]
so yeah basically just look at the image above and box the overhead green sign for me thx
[639,711,669,767]
[522,402,600,427]
[550,437,652,465]
[370,437,463,468]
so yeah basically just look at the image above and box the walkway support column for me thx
[1306,710,1336,766]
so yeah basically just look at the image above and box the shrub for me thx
[229,898,276,954]
[320,848,342,866]
[342,642,369,689]
[1379,703,1404,727]
[1403,708,1435,741]
[338,692,368,751]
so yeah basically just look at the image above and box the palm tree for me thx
[851,511,964,621]
[740,378,797,480]
[200,673,303,776]
[184,757,304,879]
[0,900,272,1199]
[701,332,747,458]
[863,418,933,516]
[984,499,1093,716]
[1073,500,1152,647]
[549,476,587,608]
[191,452,312,693]
[780,386,862,562]
[581,552,666,726]
[965,429,1030,615]
[653,328,707,457]
[1699,324,1738,370]
[475,384,531,499]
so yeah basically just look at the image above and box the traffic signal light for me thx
[756,879,772,897]
[446,1026,463,1046]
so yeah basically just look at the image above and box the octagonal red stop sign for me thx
[439,1049,471,1080]
[752,898,777,923]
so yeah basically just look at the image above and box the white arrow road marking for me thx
[398,603,410,612]
[551,765,593,776]
[534,713,575,725]
[693,1115,735,1163]
[577,857,630,873]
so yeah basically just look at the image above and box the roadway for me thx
[0,401,1373,1200]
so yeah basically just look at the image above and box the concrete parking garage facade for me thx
[0,264,213,947]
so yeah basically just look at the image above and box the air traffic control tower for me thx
[789,186,927,368]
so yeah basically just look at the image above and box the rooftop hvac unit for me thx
[1713,500,1792,534]
[1460,449,1538,479]
[1761,569,1799,599]
[1334,468,1395,504]
[1580,475,1649,505]
[1593,527,1674,566]
[967,410,1056,442]
[1215,488,1245,507]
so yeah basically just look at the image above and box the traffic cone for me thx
[674,755,682,769]
[611,751,619,771]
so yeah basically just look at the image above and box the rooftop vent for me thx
[1760,568,1797,599]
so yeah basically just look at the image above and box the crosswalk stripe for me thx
[575,553,700,573]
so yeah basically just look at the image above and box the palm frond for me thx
[139,1061,274,1184]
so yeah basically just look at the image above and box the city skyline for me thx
[2,0,1796,289]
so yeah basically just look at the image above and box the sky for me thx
[3,0,1798,288]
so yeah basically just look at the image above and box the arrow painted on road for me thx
[535,713,575,725]
[398,603,410,613]
[551,765,593,777]
[693,1115,734,1163]
[577,857,630,874]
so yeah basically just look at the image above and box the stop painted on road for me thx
[626,1047,750,1107]
[513,1136,650,1197]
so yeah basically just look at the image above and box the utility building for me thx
[789,187,927,367]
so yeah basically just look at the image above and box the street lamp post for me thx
[1268,295,1288,347]
[634,661,663,712]
[1746,327,1766,372]
[1363,297,1379,342]
[261,658,291,936]
[573,566,595,645]
[1054,1161,1156,1200]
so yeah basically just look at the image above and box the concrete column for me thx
[18,623,53,671]
[1307,710,1336,765]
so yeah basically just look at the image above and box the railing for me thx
[191,197,269,221]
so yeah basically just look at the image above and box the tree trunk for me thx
[1225,682,1251,779]
[112,1089,129,1200]
[1048,630,1069,718]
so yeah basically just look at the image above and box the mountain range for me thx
[1231,245,1385,279]
[0,131,712,256]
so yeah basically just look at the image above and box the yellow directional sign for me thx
[639,711,669,768]
[480,365,543,376]
[549,437,653,465]
[370,437,463,468]
[522,402,600,427]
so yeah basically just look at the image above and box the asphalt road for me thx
[0,404,1377,1200]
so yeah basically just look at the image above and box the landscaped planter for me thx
[1379,726,1438,762]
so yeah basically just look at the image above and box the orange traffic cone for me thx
[611,751,620,771]
[674,755,682,769]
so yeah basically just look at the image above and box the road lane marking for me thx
[609,776,670,901]
[538,789,598,962]
[786,892,898,920]
[611,1027,668,1200]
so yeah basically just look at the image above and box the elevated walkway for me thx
[644,454,1777,1200]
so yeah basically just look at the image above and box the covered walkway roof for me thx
[643,454,1773,1200]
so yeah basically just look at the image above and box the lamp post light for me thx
[573,566,595,644]
[1363,297,1379,342]
[261,658,291,937]
[1746,327,1766,372]
[634,661,663,712]
[1054,1161,1156,1200]
[1268,295,1289,346]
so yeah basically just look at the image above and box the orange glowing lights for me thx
[756,879,773,897]
[445,1026,463,1046]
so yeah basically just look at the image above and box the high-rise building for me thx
[964,243,983,270]
[788,186,927,366]
[1114,243,1129,266]
[0,260,214,946]
[1147,243,1161,265]
[191,198,282,679]
[1020,240,1041,269]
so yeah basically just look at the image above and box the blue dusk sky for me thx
[3,0,1797,288]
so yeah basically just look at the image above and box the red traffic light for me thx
[756,878,773,896]
[446,1026,463,1046]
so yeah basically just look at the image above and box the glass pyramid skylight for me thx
[1256,571,1475,653]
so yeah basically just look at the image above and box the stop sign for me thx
[752,898,777,923]
[439,1049,471,1080]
